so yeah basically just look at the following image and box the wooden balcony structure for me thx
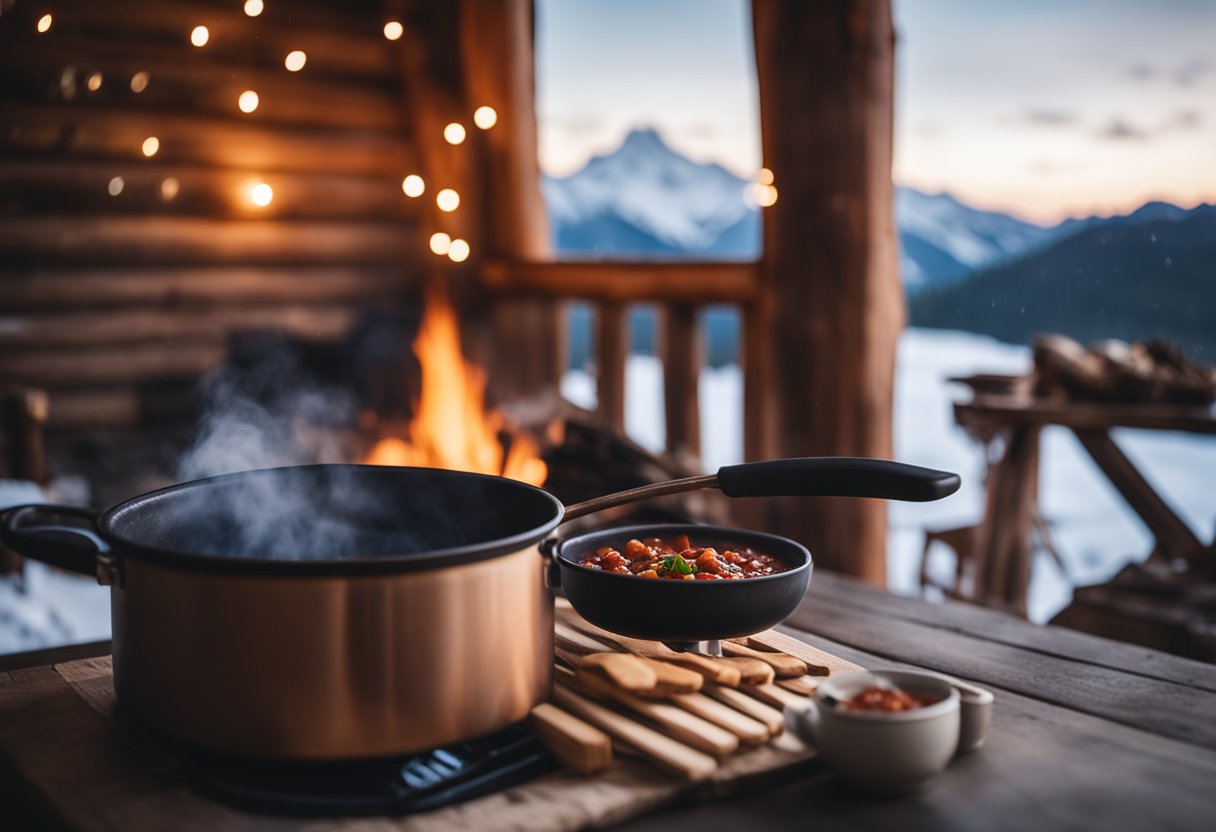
[1,0,901,582]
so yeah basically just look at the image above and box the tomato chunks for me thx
[577,536,787,581]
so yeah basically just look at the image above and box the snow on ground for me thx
[3,327,1214,654]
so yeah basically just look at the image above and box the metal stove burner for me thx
[181,724,556,817]
[665,639,723,657]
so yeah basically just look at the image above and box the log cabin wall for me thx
[0,0,426,442]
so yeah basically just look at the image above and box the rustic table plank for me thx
[810,572,1216,693]
[614,628,1216,832]
[788,589,1216,750]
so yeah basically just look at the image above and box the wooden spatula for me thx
[723,640,809,678]
[555,646,658,692]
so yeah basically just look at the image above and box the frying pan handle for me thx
[716,458,960,502]
[0,504,110,579]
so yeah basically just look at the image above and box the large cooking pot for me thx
[0,458,958,760]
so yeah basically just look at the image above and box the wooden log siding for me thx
[0,0,426,431]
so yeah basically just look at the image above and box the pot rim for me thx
[99,464,565,576]
[555,522,812,587]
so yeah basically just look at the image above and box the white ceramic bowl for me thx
[791,670,964,794]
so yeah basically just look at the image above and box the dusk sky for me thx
[535,0,1216,224]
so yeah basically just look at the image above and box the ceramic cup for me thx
[790,670,979,794]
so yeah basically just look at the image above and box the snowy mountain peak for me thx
[543,127,753,251]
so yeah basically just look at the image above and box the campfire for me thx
[363,286,548,487]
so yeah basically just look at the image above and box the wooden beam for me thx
[461,0,563,400]
[752,0,901,584]
[597,302,628,433]
[1072,429,1209,567]
[2,342,226,387]
[481,260,760,305]
[662,304,701,456]
[0,103,416,177]
[0,266,406,311]
[956,397,1216,436]
[0,217,417,265]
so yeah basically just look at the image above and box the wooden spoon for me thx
[723,640,809,678]
[555,646,657,692]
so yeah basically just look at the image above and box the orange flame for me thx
[364,286,547,487]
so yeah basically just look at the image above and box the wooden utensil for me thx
[723,640,809,678]
[556,622,703,694]
[529,703,613,774]
[776,676,820,696]
[701,684,786,736]
[568,668,740,758]
[552,677,717,780]
[669,692,771,746]
[555,646,658,692]
[556,604,742,686]
[743,682,813,711]
[746,630,861,675]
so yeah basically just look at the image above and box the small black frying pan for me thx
[549,457,960,643]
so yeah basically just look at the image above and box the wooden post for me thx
[752,0,901,584]
[460,0,564,403]
[597,302,627,434]
[662,304,701,457]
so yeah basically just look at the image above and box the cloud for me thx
[1095,117,1151,142]
[1175,59,1212,88]
[1160,110,1203,132]
[1021,108,1078,128]
[1127,62,1158,81]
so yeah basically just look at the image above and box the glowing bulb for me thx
[160,177,180,201]
[401,175,425,198]
[284,50,307,72]
[130,71,150,93]
[86,73,103,92]
[436,189,460,212]
[108,176,124,196]
[250,182,273,207]
[141,136,160,157]
[238,90,259,113]
[751,183,778,208]
[443,123,466,145]
[447,239,470,263]
[36,13,53,33]
[429,232,451,255]
[190,26,209,47]
[757,167,774,185]
[383,21,404,40]
[473,106,498,130]
[244,0,264,16]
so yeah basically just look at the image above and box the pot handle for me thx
[0,504,109,579]
[717,458,960,503]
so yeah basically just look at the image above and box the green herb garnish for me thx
[659,553,697,575]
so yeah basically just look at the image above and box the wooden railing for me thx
[483,260,761,460]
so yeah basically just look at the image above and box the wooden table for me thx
[3,572,1215,830]
[952,392,1216,615]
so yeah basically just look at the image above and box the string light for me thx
[429,233,452,255]
[244,0,264,16]
[750,183,778,207]
[160,178,180,201]
[436,189,460,212]
[86,73,103,92]
[108,177,124,196]
[190,26,209,47]
[383,21,404,41]
[141,136,160,157]
[402,175,425,197]
[443,123,466,145]
[36,14,53,33]
[447,239,470,263]
[130,71,150,93]
[284,51,307,72]
[250,182,273,207]
[238,90,259,113]
[757,167,774,185]
[473,106,497,130]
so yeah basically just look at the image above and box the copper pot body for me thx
[110,544,554,759]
